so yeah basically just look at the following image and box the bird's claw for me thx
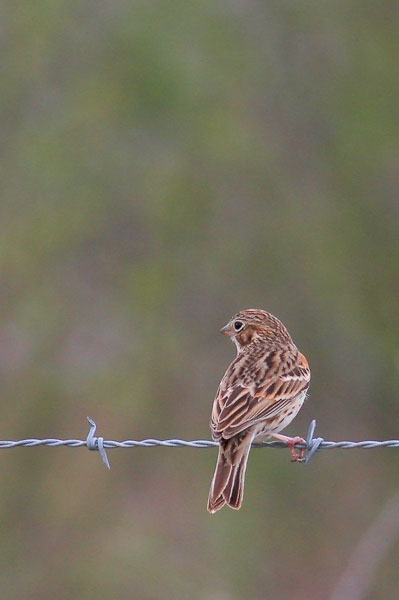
[287,436,306,462]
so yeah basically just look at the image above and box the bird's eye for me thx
[233,320,244,332]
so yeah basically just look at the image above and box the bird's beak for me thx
[219,323,231,336]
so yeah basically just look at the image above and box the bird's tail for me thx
[207,431,254,513]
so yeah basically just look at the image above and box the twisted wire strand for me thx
[1,438,399,450]
[1,418,398,470]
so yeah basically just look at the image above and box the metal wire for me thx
[0,418,398,469]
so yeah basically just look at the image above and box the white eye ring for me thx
[233,320,244,332]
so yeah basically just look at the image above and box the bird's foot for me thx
[271,434,306,462]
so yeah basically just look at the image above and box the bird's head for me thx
[220,309,292,352]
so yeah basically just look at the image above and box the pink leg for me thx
[271,433,306,462]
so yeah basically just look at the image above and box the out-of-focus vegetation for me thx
[1,2,398,599]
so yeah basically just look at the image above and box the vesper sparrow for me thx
[208,309,311,513]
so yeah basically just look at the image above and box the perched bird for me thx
[208,309,311,513]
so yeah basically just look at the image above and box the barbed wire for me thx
[0,418,398,469]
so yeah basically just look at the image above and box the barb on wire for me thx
[305,419,324,464]
[86,417,110,469]
[0,418,398,470]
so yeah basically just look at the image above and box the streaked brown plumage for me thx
[208,309,311,513]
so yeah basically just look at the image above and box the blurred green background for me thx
[1,1,398,599]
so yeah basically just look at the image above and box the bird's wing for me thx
[211,352,310,440]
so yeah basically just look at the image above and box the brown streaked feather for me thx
[211,351,310,441]
[207,430,254,513]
